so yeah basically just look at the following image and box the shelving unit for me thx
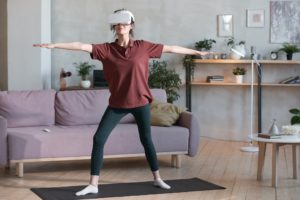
[185,59,300,135]
[193,59,300,64]
[191,82,300,87]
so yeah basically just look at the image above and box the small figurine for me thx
[59,68,72,90]
[268,119,280,135]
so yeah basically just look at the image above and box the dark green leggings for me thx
[90,104,159,175]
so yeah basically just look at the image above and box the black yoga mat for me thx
[31,178,225,200]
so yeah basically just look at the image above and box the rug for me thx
[31,177,225,200]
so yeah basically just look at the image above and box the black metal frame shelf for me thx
[185,59,300,133]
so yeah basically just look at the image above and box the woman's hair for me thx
[110,9,135,37]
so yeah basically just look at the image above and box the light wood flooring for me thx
[1,137,300,200]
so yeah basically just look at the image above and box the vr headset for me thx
[108,11,135,25]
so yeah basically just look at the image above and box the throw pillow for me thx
[150,100,187,126]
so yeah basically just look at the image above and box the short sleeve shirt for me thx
[90,40,163,108]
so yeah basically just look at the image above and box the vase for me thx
[235,75,243,84]
[230,44,246,60]
[80,80,91,89]
[287,53,293,60]
[268,119,280,135]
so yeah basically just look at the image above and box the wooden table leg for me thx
[292,144,298,179]
[272,143,279,187]
[257,142,266,180]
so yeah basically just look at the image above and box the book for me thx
[206,75,224,83]
[258,133,281,139]
[279,76,299,84]
[208,79,224,83]
[207,75,224,79]
[287,79,300,84]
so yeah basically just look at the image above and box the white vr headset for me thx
[108,11,135,25]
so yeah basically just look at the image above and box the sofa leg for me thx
[16,162,24,177]
[171,155,181,168]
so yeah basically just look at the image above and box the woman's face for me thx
[114,24,132,36]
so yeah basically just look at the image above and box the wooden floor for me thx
[1,137,300,200]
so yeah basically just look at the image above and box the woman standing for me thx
[34,9,209,196]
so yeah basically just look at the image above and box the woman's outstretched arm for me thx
[33,42,92,53]
[162,45,210,57]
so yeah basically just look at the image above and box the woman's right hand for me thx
[33,43,55,49]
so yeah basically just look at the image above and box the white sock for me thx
[75,184,98,196]
[153,178,171,189]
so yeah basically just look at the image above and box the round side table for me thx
[252,134,300,187]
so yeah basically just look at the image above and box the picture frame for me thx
[270,1,300,43]
[217,14,233,37]
[247,9,264,28]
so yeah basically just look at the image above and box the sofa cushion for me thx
[150,100,187,126]
[55,90,109,126]
[55,89,168,126]
[7,124,189,160]
[0,90,56,128]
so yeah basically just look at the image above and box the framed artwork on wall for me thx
[217,15,233,37]
[246,9,264,28]
[270,1,300,43]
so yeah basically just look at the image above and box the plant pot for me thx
[287,53,293,60]
[230,45,246,60]
[235,75,243,84]
[230,52,241,60]
[80,80,91,88]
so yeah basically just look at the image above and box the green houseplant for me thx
[195,38,216,51]
[233,67,246,84]
[195,39,216,59]
[74,62,95,88]
[233,67,246,75]
[226,37,245,48]
[148,60,182,103]
[227,37,246,60]
[279,43,300,60]
[289,108,300,125]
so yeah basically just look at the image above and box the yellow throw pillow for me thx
[150,100,187,126]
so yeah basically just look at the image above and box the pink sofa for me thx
[0,89,200,177]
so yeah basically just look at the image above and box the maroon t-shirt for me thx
[90,39,163,108]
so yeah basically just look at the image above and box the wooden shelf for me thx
[193,59,300,64]
[191,82,300,87]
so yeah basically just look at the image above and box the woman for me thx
[34,9,209,196]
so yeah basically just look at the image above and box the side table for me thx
[252,134,300,187]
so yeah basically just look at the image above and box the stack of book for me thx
[279,76,300,84]
[206,75,224,83]
[258,133,281,139]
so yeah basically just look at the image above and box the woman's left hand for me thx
[196,51,212,57]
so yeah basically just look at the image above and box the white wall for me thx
[7,0,42,90]
[51,0,300,90]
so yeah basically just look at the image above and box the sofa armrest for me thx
[177,111,200,157]
[0,115,8,166]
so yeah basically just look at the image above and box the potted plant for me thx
[195,38,216,59]
[280,108,300,135]
[74,62,95,88]
[289,108,300,125]
[148,60,182,103]
[278,43,300,60]
[233,67,246,83]
[227,37,246,60]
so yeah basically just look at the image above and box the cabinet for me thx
[185,59,300,139]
